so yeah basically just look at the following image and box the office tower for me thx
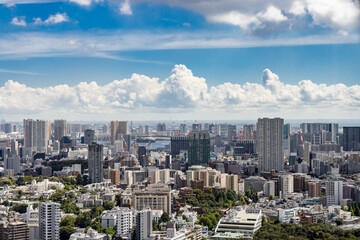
[180,124,187,135]
[88,143,104,183]
[102,124,108,133]
[227,125,236,141]
[4,123,12,133]
[325,180,343,206]
[283,124,291,157]
[110,121,129,145]
[257,118,284,172]
[53,119,67,141]
[0,222,30,240]
[219,124,228,138]
[136,209,152,240]
[4,155,20,175]
[117,208,133,238]
[157,123,166,132]
[243,124,255,141]
[133,184,172,213]
[233,140,254,157]
[138,146,147,167]
[170,136,189,158]
[165,155,172,169]
[301,123,338,142]
[23,119,51,152]
[110,169,120,184]
[138,125,144,135]
[10,139,18,156]
[343,127,360,151]
[144,125,149,135]
[188,130,210,166]
[84,129,95,145]
[39,202,60,240]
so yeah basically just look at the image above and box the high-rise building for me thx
[192,123,201,131]
[39,202,60,240]
[136,209,152,240]
[4,155,20,175]
[4,123,12,134]
[188,130,210,166]
[157,123,166,133]
[325,180,343,206]
[110,169,120,185]
[227,125,236,141]
[110,121,129,145]
[170,136,188,158]
[88,143,104,183]
[308,180,321,198]
[283,124,291,157]
[257,118,284,172]
[23,119,51,152]
[84,129,95,145]
[301,123,338,142]
[0,222,30,240]
[144,125,149,135]
[243,124,255,141]
[53,119,67,141]
[179,124,187,135]
[343,127,360,151]
[117,208,133,238]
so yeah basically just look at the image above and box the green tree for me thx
[60,215,76,227]
[199,216,213,229]
[75,212,92,228]
[335,218,343,226]
[76,174,83,185]
[103,201,114,210]
[10,204,28,214]
[102,227,116,238]
[60,226,75,240]
[115,194,122,207]
[161,212,171,223]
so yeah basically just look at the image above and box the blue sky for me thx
[0,0,359,120]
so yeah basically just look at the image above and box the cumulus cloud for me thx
[120,0,132,15]
[34,13,69,25]
[134,0,360,34]
[0,65,359,118]
[11,17,27,26]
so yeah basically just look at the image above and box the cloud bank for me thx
[1,65,359,119]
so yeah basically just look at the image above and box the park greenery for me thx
[254,221,360,240]
[185,188,258,230]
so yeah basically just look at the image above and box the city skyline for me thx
[0,0,359,120]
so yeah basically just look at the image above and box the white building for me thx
[326,180,343,206]
[70,228,107,240]
[39,202,60,240]
[280,174,294,198]
[215,208,262,238]
[117,207,133,238]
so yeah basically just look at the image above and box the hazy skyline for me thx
[0,0,359,120]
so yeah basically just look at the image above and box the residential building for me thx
[54,119,67,141]
[257,117,284,172]
[188,130,210,166]
[39,202,60,240]
[88,143,104,183]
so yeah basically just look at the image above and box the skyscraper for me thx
[88,143,104,183]
[39,202,60,240]
[136,209,152,240]
[53,119,67,141]
[110,120,129,145]
[283,124,291,157]
[243,124,255,141]
[84,129,95,145]
[188,130,210,166]
[257,118,284,172]
[343,127,360,151]
[170,136,189,158]
[23,119,51,152]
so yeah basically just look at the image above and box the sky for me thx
[0,0,359,121]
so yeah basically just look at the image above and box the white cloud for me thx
[34,13,69,25]
[289,1,307,16]
[120,0,132,15]
[68,0,102,6]
[11,17,27,26]
[306,0,360,29]
[257,5,288,22]
[0,65,359,119]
